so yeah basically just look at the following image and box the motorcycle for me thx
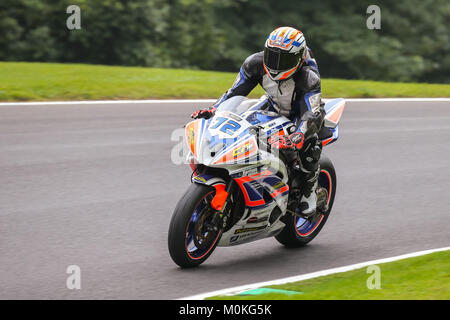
[168,95,345,268]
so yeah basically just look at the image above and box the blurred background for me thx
[0,0,449,83]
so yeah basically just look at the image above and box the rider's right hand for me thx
[268,132,304,151]
[191,106,216,119]
[301,110,325,137]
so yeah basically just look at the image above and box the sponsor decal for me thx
[247,216,269,224]
[272,181,285,190]
[264,121,277,129]
[193,176,207,183]
[188,127,195,146]
[232,142,254,158]
[238,231,264,239]
[234,225,267,234]
[185,120,199,157]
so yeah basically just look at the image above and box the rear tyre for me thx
[275,154,337,248]
[168,183,222,268]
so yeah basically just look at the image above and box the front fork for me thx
[207,181,234,232]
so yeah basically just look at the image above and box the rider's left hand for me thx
[191,106,216,119]
[268,132,304,151]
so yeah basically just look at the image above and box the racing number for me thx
[211,117,241,135]
[221,120,241,135]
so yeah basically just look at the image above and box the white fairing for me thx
[218,201,287,247]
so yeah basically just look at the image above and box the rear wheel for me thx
[168,183,222,268]
[275,154,337,247]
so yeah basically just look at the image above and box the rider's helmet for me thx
[263,26,307,81]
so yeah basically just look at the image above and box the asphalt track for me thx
[0,100,449,299]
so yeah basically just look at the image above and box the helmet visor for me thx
[264,47,302,72]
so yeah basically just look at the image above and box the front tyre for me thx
[168,183,222,268]
[275,154,337,247]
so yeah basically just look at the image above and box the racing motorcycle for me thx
[168,95,345,268]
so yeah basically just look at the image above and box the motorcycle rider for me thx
[191,26,325,217]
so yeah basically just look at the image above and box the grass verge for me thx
[208,250,450,300]
[0,62,449,102]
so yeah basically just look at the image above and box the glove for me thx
[268,132,304,150]
[301,110,325,139]
[191,106,216,119]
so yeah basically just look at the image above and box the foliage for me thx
[0,0,448,83]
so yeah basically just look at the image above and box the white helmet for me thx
[263,26,307,81]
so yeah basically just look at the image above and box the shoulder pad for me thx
[297,66,321,91]
[242,51,265,79]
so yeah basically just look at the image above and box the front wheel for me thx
[275,154,337,247]
[168,183,222,268]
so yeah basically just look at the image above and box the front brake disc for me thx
[193,210,218,250]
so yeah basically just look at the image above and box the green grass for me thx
[208,250,450,300]
[0,62,449,102]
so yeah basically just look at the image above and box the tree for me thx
[0,0,448,83]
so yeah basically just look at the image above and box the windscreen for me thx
[216,96,269,116]
[215,96,246,114]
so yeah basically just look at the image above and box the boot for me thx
[296,168,319,218]
[295,133,322,218]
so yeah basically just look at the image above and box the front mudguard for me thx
[192,174,228,211]
[192,174,226,188]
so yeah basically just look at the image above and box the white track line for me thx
[341,98,450,102]
[0,98,449,106]
[179,246,450,300]
[0,99,218,106]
